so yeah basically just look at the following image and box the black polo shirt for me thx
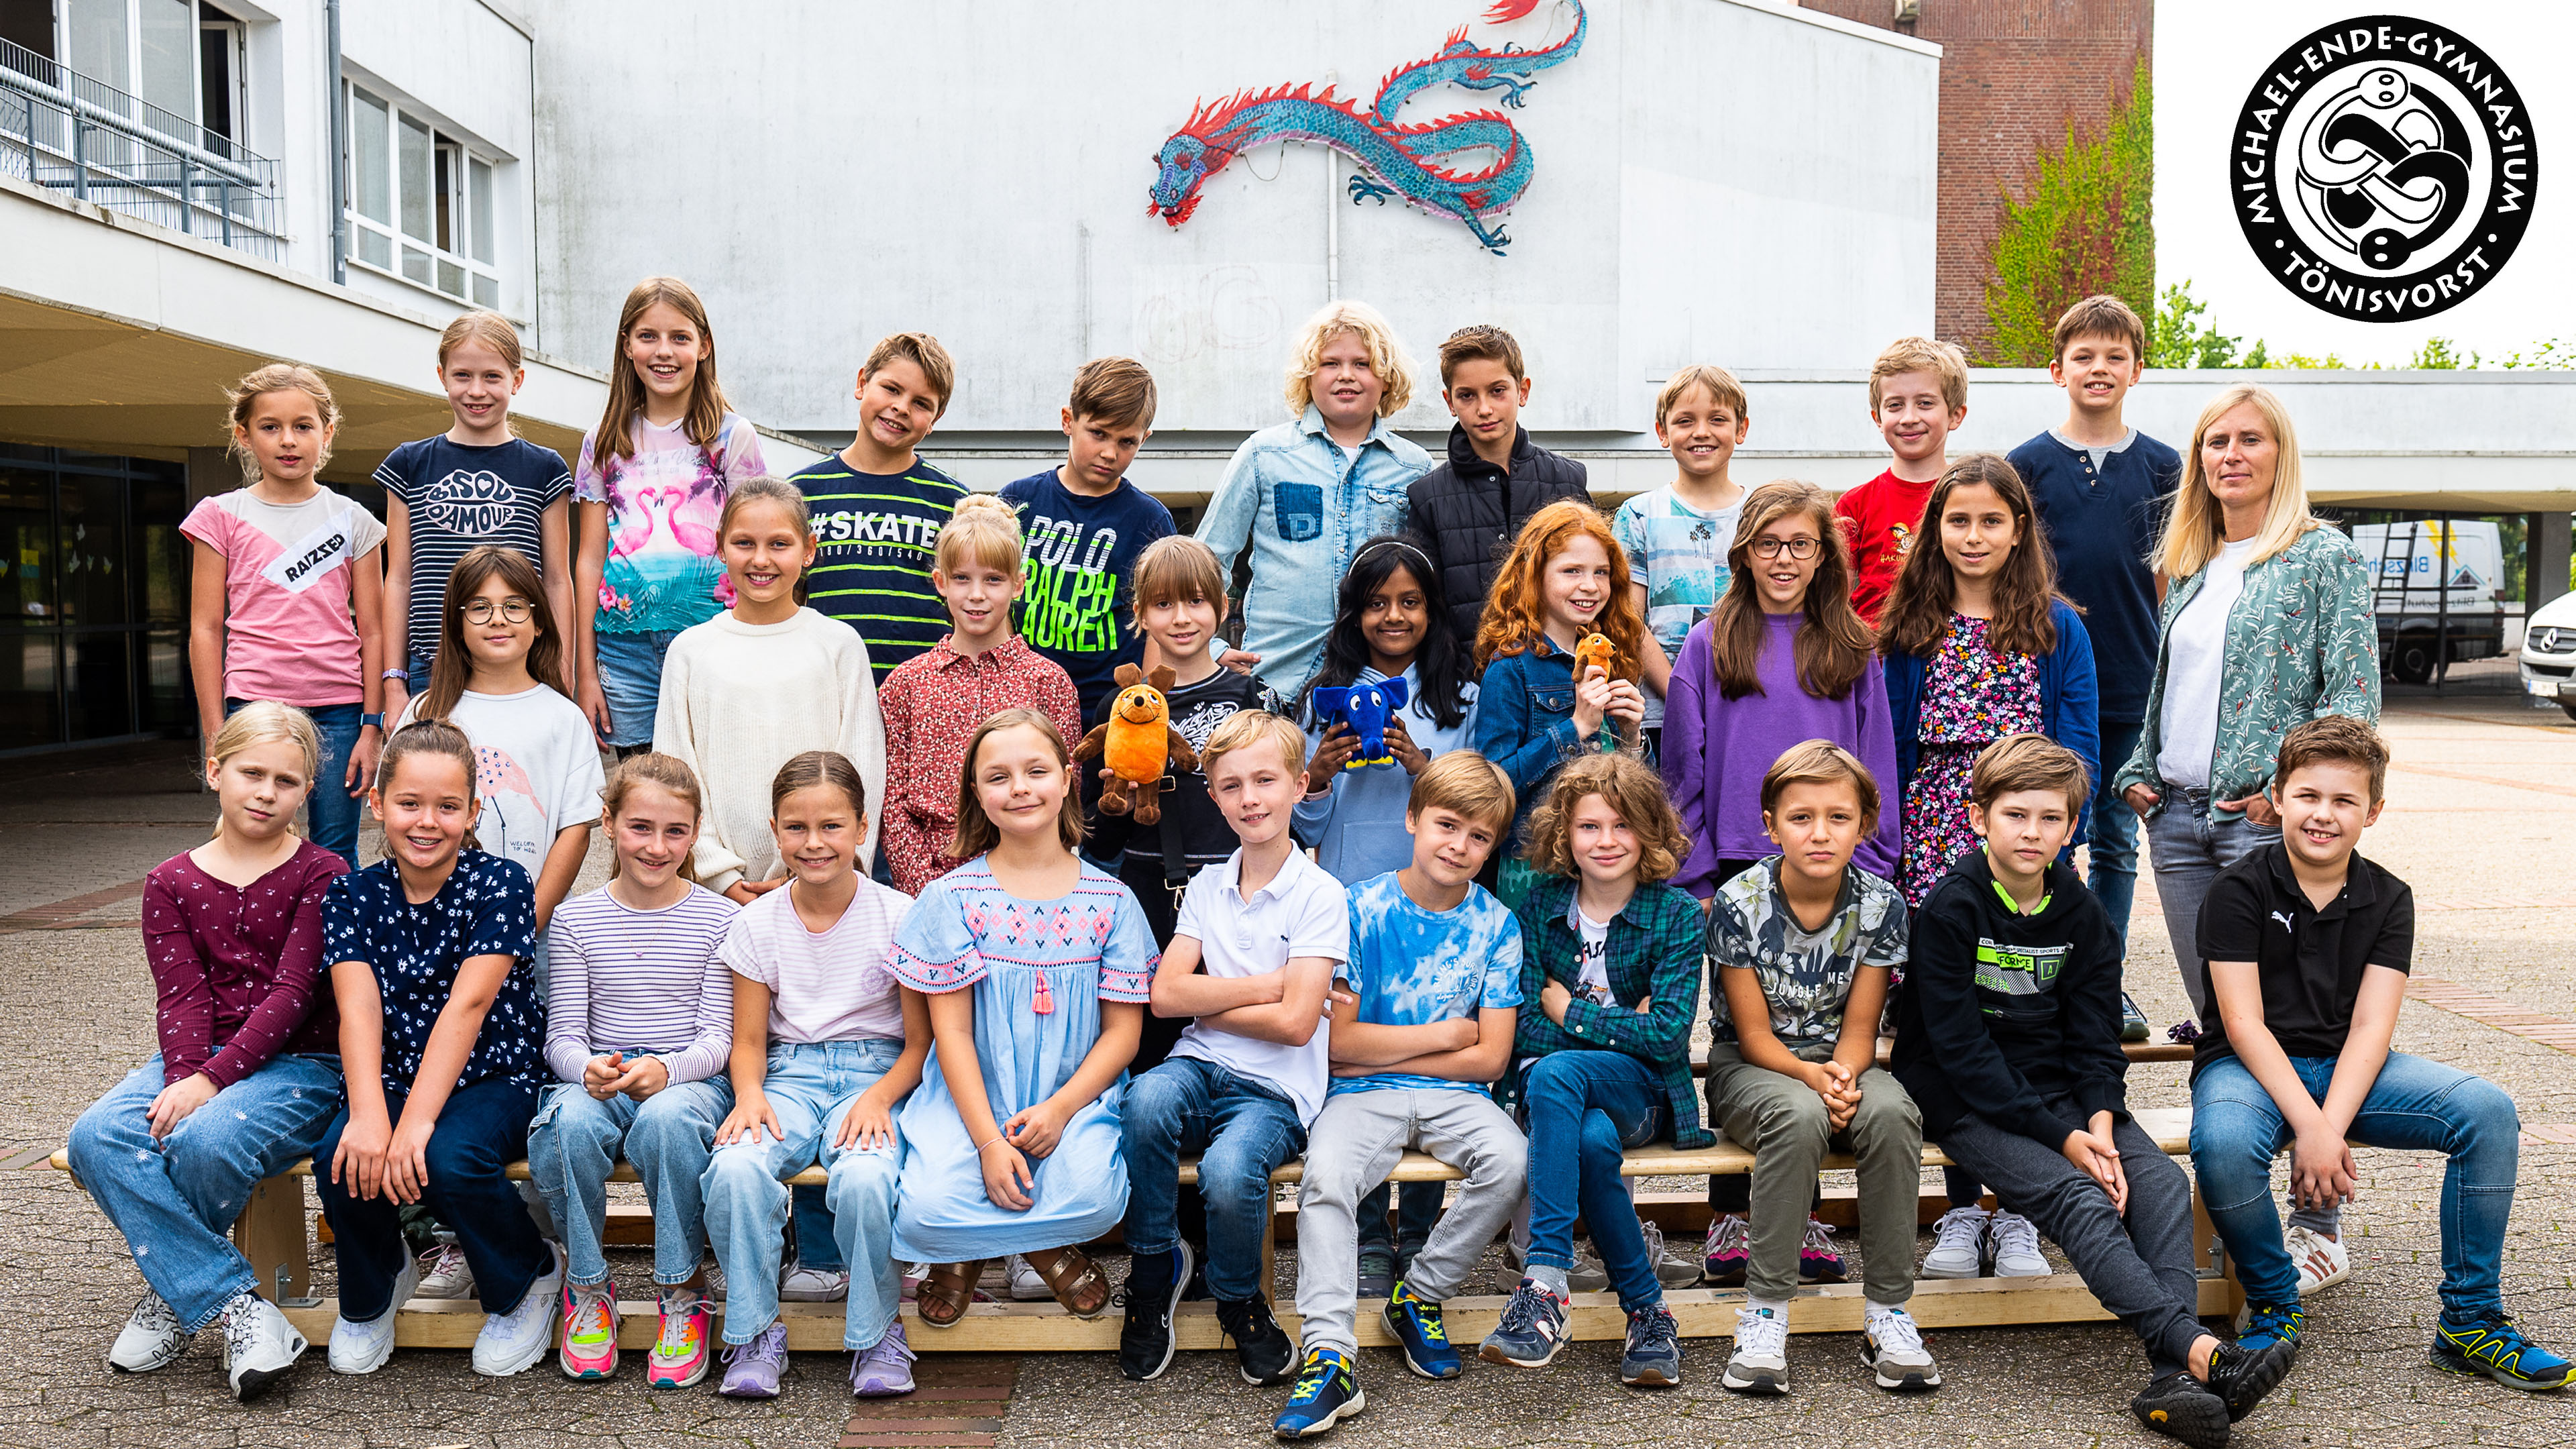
[2192,842,2414,1078]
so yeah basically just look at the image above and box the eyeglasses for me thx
[1749,537,1821,560]
[464,598,534,625]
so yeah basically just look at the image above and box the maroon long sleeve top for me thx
[143,840,348,1087]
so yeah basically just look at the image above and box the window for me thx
[343,83,504,309]
[196,12,242,158]
[62,0,199,138]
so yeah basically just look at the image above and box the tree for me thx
[1978,60,2154,366]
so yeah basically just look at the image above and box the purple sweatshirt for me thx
[1662,612,1901,897]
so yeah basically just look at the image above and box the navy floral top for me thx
[323,850,540,1095]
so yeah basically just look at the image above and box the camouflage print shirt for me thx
[1706,857,1909,1049]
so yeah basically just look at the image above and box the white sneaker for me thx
[779,1259,851,1303]
[1987,1210,2049,1277]
[473,1243,566,1377]
[1860,1305,1939,1392]
[1921,1206,1991,1279]
[109,1293,185,1373]
[328,1250,419,1375]
[416,1240,476,1299]
[1638,1222,1705,1289]
[221,1293,308,1402]
[1723,1304,1790,1395]
[2286,1225,2352,1294]
[1004,1253,1053,1301]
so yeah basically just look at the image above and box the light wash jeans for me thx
[528,1075,733,1288]
[592,629,686,749]
[2193,1051,2519,1322]
[68,1053,345,1330]
[700,1039,905,1349]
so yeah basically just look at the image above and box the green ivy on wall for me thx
[1978,59,2153,366]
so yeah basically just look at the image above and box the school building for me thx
[3,0,2569,754]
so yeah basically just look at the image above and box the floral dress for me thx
[1899,615,2041,906]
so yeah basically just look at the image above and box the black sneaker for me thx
[1354,1246,1396,1299]
[2130,1370,2230,1448]
[2204,1337,2295,1421]
[1118,1241,1193,1381]
[1218,1296,1297,1386]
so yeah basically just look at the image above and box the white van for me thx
[2349,522,2506,684]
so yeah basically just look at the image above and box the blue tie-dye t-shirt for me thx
[1332,871,1523,1097]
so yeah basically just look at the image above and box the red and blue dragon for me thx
[1148,0,1586,256]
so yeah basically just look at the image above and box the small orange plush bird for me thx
[1073,663,1198,826]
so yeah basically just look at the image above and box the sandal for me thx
[914,1259,986,1329]
[1024,1245,1112,1318]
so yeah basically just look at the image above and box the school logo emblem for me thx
[2231,17,2535,321]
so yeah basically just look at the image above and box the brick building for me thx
[1801,0,2153,354]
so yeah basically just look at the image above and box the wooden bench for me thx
[50,1094,2237,1353]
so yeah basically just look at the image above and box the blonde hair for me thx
[594,276,729,466]
[1129,535,1227,633]
[1655,364,1748,429]
[1971,733,2093,818]
[600,751,704,883]
[223,364,339,482]
[1519,753,1688,883]
[1285,300,1415,418]
[951,708,1084,859]
[1759,739,1883,836]
[2156,384,2320,578]
[865,331,957,415]
[206,702,321,839]
[1408,749,1515,834]
[934,494,1024,577]
[437,310,524,372]
[1868,336,1969,414]
[1200,709,1307,782]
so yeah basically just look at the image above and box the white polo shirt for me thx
[1167,847,1350,1126]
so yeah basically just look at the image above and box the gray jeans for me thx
[1294,1087,1528,1358]
[1704,1041,1922,1305]
[1937,1107,2205,1378]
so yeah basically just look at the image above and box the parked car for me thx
[2352,522,2506,684]
[2518,590,2576,722]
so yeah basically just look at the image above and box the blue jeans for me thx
[1121,1055,1306,1302]
[592,629,686,749]
[2086,718,2143,949]
[2192,1051,2518,1322]
[700,1040,904,1349]
[226,698,363,865]
[528,1076,733,1289]
[68,1052,345,1330]
[312,1075,549,1320]
[2143,787,2284,1020]
[1520,1051,1668,1311]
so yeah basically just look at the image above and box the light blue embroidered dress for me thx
[889,857,1158,1261]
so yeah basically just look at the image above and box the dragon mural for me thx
[1148,0,1585,256]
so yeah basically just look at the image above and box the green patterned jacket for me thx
[1497,873,1714,1149]
[2113,524,2380,816]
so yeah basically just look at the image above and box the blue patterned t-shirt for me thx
[1613,484,1743,727]
[322,850,541,1095]
[1333,871,1523,1096]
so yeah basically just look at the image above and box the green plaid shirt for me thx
[1497,873,1713,1148]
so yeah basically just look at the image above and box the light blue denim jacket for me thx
[1196,407,1430,696]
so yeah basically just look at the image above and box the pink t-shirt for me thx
[180,488,386,706]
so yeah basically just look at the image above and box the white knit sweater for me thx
[652,606,885,892]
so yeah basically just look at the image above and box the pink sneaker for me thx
[646,1287,712,1390]
[557,1280,619,1381]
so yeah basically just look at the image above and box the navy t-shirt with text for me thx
[792,453,969,684]
[374,437,572,671]
[998,468,1176,716]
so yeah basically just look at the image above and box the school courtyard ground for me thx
[2,671,2571,1448]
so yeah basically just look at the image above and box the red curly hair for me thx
[1474,499,1646,677]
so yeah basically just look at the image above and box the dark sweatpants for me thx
[1937,1106,2206,1378]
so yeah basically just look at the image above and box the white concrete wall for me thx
[527,0,1938,437]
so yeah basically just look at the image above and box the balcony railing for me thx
[0,36,284,261]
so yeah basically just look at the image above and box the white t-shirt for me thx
[1570,900,1613,1006]
[2156,537,2257,791]
[717,876,910,1044]
[1168,848,1350,1126]
[395,684,604,879]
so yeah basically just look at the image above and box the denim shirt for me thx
[2114,525,2380,817]
[1196,407,1429,696]
[1474,637,1650,843]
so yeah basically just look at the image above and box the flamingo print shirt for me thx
[575,411,768,634]
[392,684,604,885]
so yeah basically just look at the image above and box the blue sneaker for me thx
[1381,1280,1461,1380]
[2432,1313,2576,1391]
[1273,1348,1365,1438]
[1477,1279,1568,1368]
[2235,1300,2306,1357]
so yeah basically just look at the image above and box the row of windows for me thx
[347,83,502,310]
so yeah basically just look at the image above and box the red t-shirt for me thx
[1833,470,1935,625]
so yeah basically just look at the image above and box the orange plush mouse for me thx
[1573,632,1619,681]
[1073,663,1198,826]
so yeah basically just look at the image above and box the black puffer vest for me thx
[1405,425,1591,653]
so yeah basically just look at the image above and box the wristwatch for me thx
[360,712,386,729]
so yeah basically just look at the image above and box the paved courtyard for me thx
[3,686,2572,1447]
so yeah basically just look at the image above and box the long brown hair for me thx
[1706,481,1872,702]
[592,276,730,467]
[1474,499,1647,676]
[601,751,704,883]
[949,708,1085,859]
[419,545,570,719]
[1876,454,2068,659]
[374,717,483,853]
